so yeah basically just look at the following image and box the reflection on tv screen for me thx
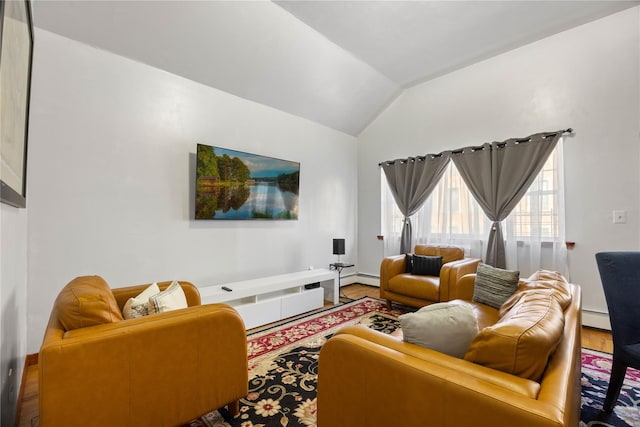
[195,144,300,220]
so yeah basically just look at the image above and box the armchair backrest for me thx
[49,276,201,335]
[414,245,464,264]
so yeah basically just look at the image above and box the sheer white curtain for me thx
[503,138,568,277]
[380,140,568,277]
[381,170,403,257]
[412,163,489,259]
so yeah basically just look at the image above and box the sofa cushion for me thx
[122,283,161,319]
[518,270,573,311]
[148,280,188,315]
[500,271,572,317]
[411,255,443,276]
[388,274,439,302]
[56,275,123,331]
[464,289,565,382]
[399,301,479,358]
[472,263,520,309]
[414,245,463,265]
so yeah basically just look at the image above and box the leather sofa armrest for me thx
[449,273,477,301]
[112,281,201,310]
[39,304,247,426]
[439,258,481,301]
[379,255,406,291]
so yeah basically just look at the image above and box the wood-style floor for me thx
[16,284,613,427]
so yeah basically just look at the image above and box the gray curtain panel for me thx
[382,153,450,253]
[451,131,564,268]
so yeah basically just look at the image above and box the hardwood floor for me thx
[16,283,613,427]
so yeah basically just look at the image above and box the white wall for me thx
[357,7,640,328]
[0,204,28,426]
[25,30,358,352]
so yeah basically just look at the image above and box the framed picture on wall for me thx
[0,0,34,208]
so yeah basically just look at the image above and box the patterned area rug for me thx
[581,348,640,427]
[184,297,640,427]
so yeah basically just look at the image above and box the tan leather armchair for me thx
[39,276,248,427]
[380,244,481,309]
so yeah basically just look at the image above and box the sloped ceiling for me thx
[32,1,638,136]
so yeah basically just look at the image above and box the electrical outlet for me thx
[613,210,627,224]
[7,366,15,404]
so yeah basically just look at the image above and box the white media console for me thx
[198,269,338,329]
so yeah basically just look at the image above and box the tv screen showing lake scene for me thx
[196,144,300,220]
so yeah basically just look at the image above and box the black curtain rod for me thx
[378,128,573,166]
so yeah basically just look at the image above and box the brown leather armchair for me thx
[380,244,481,309]
[39,276,248,427]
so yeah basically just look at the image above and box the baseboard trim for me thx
[341,273,379,287]
[582,310,611,330]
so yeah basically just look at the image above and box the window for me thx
[509,152,560,240]
[381,140,566,274]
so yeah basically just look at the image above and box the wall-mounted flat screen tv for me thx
[196,144,300,220]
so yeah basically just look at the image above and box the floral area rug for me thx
[185,298,640,427]
[581,348,640,427]
[184,297,402,427]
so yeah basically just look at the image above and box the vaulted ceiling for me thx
[32,1,638,136]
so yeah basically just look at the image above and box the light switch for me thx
[613,210,627,224]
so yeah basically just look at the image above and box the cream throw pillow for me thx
[148,280,188,315]
[399,301,479,358]
[122,283,161,319]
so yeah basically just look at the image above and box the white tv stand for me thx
[198,269,338,329]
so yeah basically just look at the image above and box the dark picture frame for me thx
[0,0,34,208]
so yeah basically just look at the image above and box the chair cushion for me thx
[414,245,463,265]
[472,263,520,309]
[465,289,565,381]
[148,280,188,315]
[516,270,573,311]
[55,276,123,331]
[122,283,161,319]
[388,274,439,301]
[411,255,443,276]
[405,254,414,273]
[399,301,479,358]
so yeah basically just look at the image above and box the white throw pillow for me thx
[399,301,479,358]
[123,283,161,319]
[148,280,188,315]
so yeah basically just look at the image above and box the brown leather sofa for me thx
[318,271,582,427]
[39,276,248,427]
[380,244,481,309]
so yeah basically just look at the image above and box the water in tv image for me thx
[196,144,300,220]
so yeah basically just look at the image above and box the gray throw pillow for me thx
[472,263,520,309]
[399,301,479,358]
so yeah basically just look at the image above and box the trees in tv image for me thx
[196,144,300,220]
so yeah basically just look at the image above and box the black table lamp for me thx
[333,238,345,263]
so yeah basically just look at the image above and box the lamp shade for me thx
[333,238,345,255]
